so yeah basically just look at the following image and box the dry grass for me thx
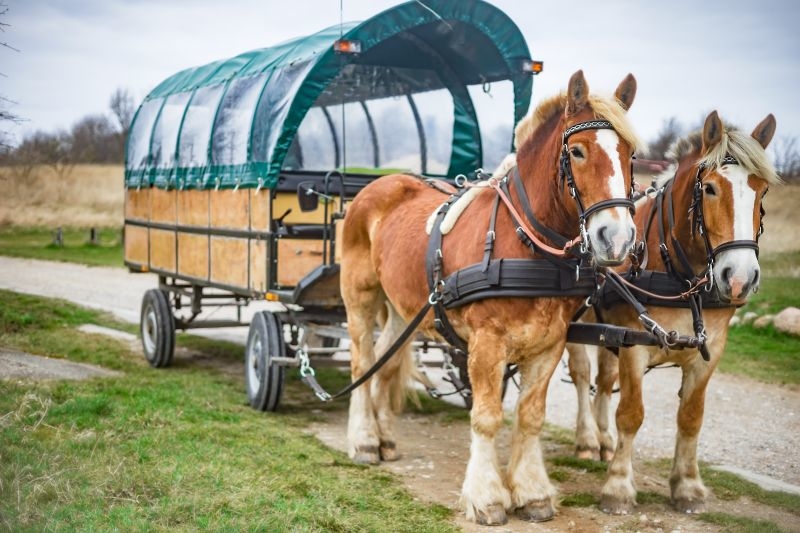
[0,165,124,227]
[0,165,797,259]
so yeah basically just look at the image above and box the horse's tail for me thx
[375,301,417,413]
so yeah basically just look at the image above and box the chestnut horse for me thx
[340,70,641,525]
[565,111,778,514]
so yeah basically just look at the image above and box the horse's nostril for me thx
[722,267,733,283]
[598,226,609,246]
[752,269,760,287]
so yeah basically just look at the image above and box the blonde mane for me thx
[514,92,642,152]
[669,125,780,184]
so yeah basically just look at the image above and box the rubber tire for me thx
[140,289,175,368]
[245,311,286,412]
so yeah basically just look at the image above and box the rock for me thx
[742,311,759,325]
[729,315,741,327]
[773,307,800,336]
[753,315,774,329]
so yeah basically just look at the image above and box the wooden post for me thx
[52,227,63,248]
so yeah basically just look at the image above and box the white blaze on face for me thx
[714,164,760,297]
[586,129,635,261]
[719,164,757,241]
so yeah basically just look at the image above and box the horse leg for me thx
[344,281,386,464]
[669,354,718,513]
[567,342,601,460]
[369,302,414,461]
[594,347,619,461]
[507,346,564,522]
[600,345,648,514]
[460,330,511,525]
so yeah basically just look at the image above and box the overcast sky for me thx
[3,0,799,148]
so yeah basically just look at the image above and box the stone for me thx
[773,307,800,337]
[729,315,741,327]
[753,315,774,329]
[742,311,759,325]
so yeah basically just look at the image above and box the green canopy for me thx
[125,0,535,190]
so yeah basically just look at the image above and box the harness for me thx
[587,155,765,360]
[425,119,635,352]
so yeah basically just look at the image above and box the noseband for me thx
[559,120,636,250]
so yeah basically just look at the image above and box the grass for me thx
[0,225,123,267]
[701,466,800,515]
[696,512,787,533]
[0,290,457,532]
[722,273,800,385]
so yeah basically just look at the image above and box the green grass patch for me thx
[701,466,800,516]
[636,491,669,505]
[696,512,785,533]
[549,469,571,482]
[738,276,800,316]
[0,225,123,267]
[722,324,800,384]
[559,492,596,507]
[0,290,458,532]
[549,455,607,475]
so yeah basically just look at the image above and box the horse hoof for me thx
[575,446,600,461]
[600,494,634,515]
[475,503,508,526]
[600,447,615,462]
[516,499,555,522]
[379,441,401,462]
[351,445,380,465]
[673,498,706,514]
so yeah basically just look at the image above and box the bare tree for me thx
[109,88,135,135]
[647,116,683,161]
[772,135,800,182]
[0,2,22,148]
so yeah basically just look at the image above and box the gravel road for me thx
[1,256,798,491]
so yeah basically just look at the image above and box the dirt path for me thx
[1,256,799,529]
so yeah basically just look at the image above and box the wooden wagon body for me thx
[124,0,540,409]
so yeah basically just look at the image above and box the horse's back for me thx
[341,174,444,313]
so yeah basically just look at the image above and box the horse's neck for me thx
[643,166,707,274]
[515,132,575,240]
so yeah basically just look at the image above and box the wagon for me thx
[123,0,540,410]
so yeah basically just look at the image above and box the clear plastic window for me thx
[178,85,225,167]
[151,93,191,168]
[251,61,313,164]
[410,89,454,175]
[288,106,335,171]
[126,98,163,169]
[326,102,375,170]
[365,96,420,173]
[468,80,515,172]
[212,73,267,165]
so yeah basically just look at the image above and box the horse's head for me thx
[559,70,639,266]
[684,111,778,304]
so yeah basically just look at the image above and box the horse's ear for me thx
[614,73,637,111]
[566,70,589,116]
[751,114,776,149]
[701,111,724,153]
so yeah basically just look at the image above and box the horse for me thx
[340,70,641,525]
[565,110,778,514]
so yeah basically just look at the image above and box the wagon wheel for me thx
[140,289,175,368]
[245,311,286,412]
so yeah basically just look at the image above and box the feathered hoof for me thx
[600,494,634,515]
[351,445,380,465]
[379,440,401,462]
[575,446,600,461]
[474,503,508,526]
[672,497,706,514]
[516,499,555,522]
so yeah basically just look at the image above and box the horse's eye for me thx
[703,183,716,196]
[570,147,584,159]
